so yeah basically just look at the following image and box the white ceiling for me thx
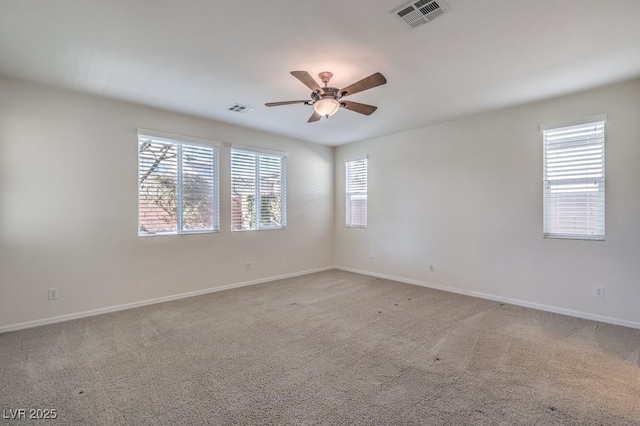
[1,0,639,146]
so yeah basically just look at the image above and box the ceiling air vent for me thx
[393,0,449,28]
[228,103,254,113]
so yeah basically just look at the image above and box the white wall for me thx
[2,75,638,331]
[335,78,640,327]
[0,76,334,330]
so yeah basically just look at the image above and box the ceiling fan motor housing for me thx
[311,87,340,103]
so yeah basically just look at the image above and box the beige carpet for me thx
[1,270,639,425]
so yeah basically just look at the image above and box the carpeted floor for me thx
[1,269,639,425]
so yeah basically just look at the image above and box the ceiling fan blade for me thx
[341,100,378,115]
[265,100,308,107]
[291,71,321,92]
[339,72,387,97]
[308,111,322,123]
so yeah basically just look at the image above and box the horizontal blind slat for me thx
[543,121,604,240]
[138,136,218,235]
[346,159,368,227]
[231,148,286,231]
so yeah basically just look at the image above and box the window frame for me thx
[345,157,368,228]
[137,130,220,236]
[230,146,287,232]
[542,117,606,241]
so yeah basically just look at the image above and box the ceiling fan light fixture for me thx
[313,98,340,118]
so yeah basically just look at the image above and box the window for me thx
[346,158,367,228]
[231,147,286,231]
[138,132,219,236]
[543,119,605,240]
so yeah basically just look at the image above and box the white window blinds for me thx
[346,158,367,228]
[543,120,605,240]
[138,133,219,235]
[231,148,286,231]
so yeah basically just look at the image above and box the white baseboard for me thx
[0,266,335,334]
[5,265,638,333]
[336,266,640,330]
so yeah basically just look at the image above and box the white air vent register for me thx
[393,0,449,28]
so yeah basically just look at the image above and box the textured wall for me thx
[334,78,640,327]
[2,75,639,330]
[0,76,334,329]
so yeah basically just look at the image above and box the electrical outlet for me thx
[245,261,251,271]
[428,264,435,273]
[593,286,605,299]
[48,288,59,300]
[370,255,374,264]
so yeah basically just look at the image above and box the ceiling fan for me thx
[265,71,387,122]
